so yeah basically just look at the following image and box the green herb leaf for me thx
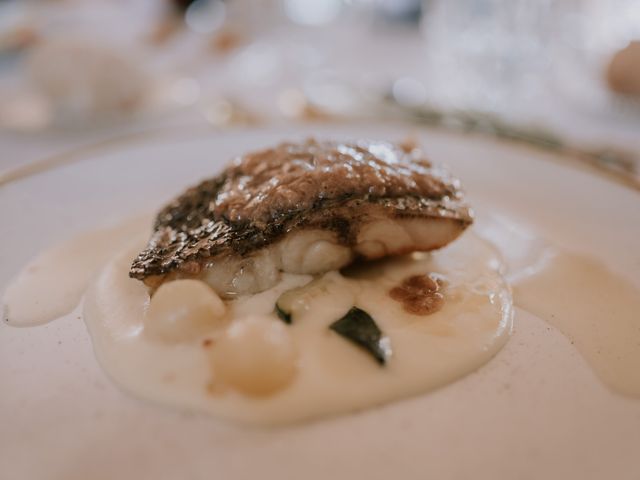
[329,307,391,365]
[275,303,292,324]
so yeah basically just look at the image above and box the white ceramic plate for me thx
[1,123,639,480]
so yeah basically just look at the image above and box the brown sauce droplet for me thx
[389,274,445,315]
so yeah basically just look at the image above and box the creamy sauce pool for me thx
[3,214,640,424]
[515,252,640,396]
[82,233,510,424]
[478,216,640,397]
[2,216,151,327]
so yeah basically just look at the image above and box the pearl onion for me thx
[145,280,226,342]
[210,315,297,396]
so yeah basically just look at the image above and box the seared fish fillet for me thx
[130,139,473,296]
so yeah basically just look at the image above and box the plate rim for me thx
[2,121,638,194]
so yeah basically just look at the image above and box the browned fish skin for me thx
[130,139,473,282]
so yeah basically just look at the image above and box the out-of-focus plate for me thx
[1,123,639,480]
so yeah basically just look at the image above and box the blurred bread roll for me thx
[26,38,150,123]
[606,41,640,97]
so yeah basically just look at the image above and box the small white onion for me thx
[209,315,297,396]
[145,279,226,342]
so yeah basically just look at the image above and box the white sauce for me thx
[477,215,640,398]
[2,216,150,327]
[82,233,511,425]
[4,212,638,424]
[514,251,640,397]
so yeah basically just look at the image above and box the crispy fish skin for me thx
[130,139,473,284]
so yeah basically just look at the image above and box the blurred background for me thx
[1,0,639,179]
